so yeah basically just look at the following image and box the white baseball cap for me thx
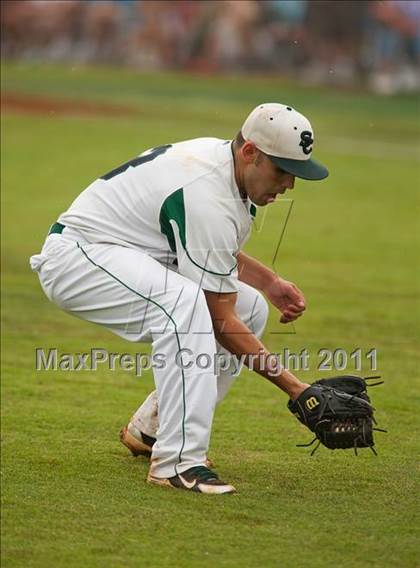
[241,103,328,180]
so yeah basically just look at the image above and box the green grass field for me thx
[2,62,420,568]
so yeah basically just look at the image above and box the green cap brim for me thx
[267,155,329,181]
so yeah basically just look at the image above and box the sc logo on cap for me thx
[299,131,313,155]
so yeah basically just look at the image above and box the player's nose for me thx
[279,174,295,193]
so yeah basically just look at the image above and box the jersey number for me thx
[100,144,172,180]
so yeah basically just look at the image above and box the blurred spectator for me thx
[206,1,262,71]
[1,0,419,94]
[367,0,420,93]
[126,1,199,69]
[83,1,123,63]
[303,1,369,86]
[262,1,309,73]
[1,1,86,60]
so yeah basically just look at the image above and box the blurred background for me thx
[1,0,420,95]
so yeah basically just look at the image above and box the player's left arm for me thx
[204,290,308,400]
[237,251,306,323]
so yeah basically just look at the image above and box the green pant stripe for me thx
[77,243,187,476]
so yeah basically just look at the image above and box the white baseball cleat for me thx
[119,423,154,457]
[147,466,236,494]
[120,422,214,468]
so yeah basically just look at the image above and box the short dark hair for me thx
[234,131,246,147]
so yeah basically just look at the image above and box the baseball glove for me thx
[288,375,386,455]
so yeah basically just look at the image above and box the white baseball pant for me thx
[30,228,269,478]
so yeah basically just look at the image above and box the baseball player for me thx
[30,103,328,494]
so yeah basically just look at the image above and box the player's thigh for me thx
[40,240,212,342]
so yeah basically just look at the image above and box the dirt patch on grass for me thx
[1,92,139,117]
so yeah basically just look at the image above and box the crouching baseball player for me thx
[30,103,329,494]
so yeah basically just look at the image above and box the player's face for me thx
[243,151,295,206]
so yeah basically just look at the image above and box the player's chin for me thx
[257,193,277,206]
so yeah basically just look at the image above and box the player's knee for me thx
[176,282,212,329]
[179,280,206,307]
[251,291,269,338]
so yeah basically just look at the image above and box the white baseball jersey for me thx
[58,138,256,293]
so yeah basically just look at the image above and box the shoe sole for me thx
[147,472,236,494]
[147,473,174,489]
[119,426,152,457]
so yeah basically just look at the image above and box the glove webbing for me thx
[296,379,386,455]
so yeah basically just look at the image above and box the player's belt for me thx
[48,222,66,235]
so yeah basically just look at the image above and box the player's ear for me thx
[241,141,259,164]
